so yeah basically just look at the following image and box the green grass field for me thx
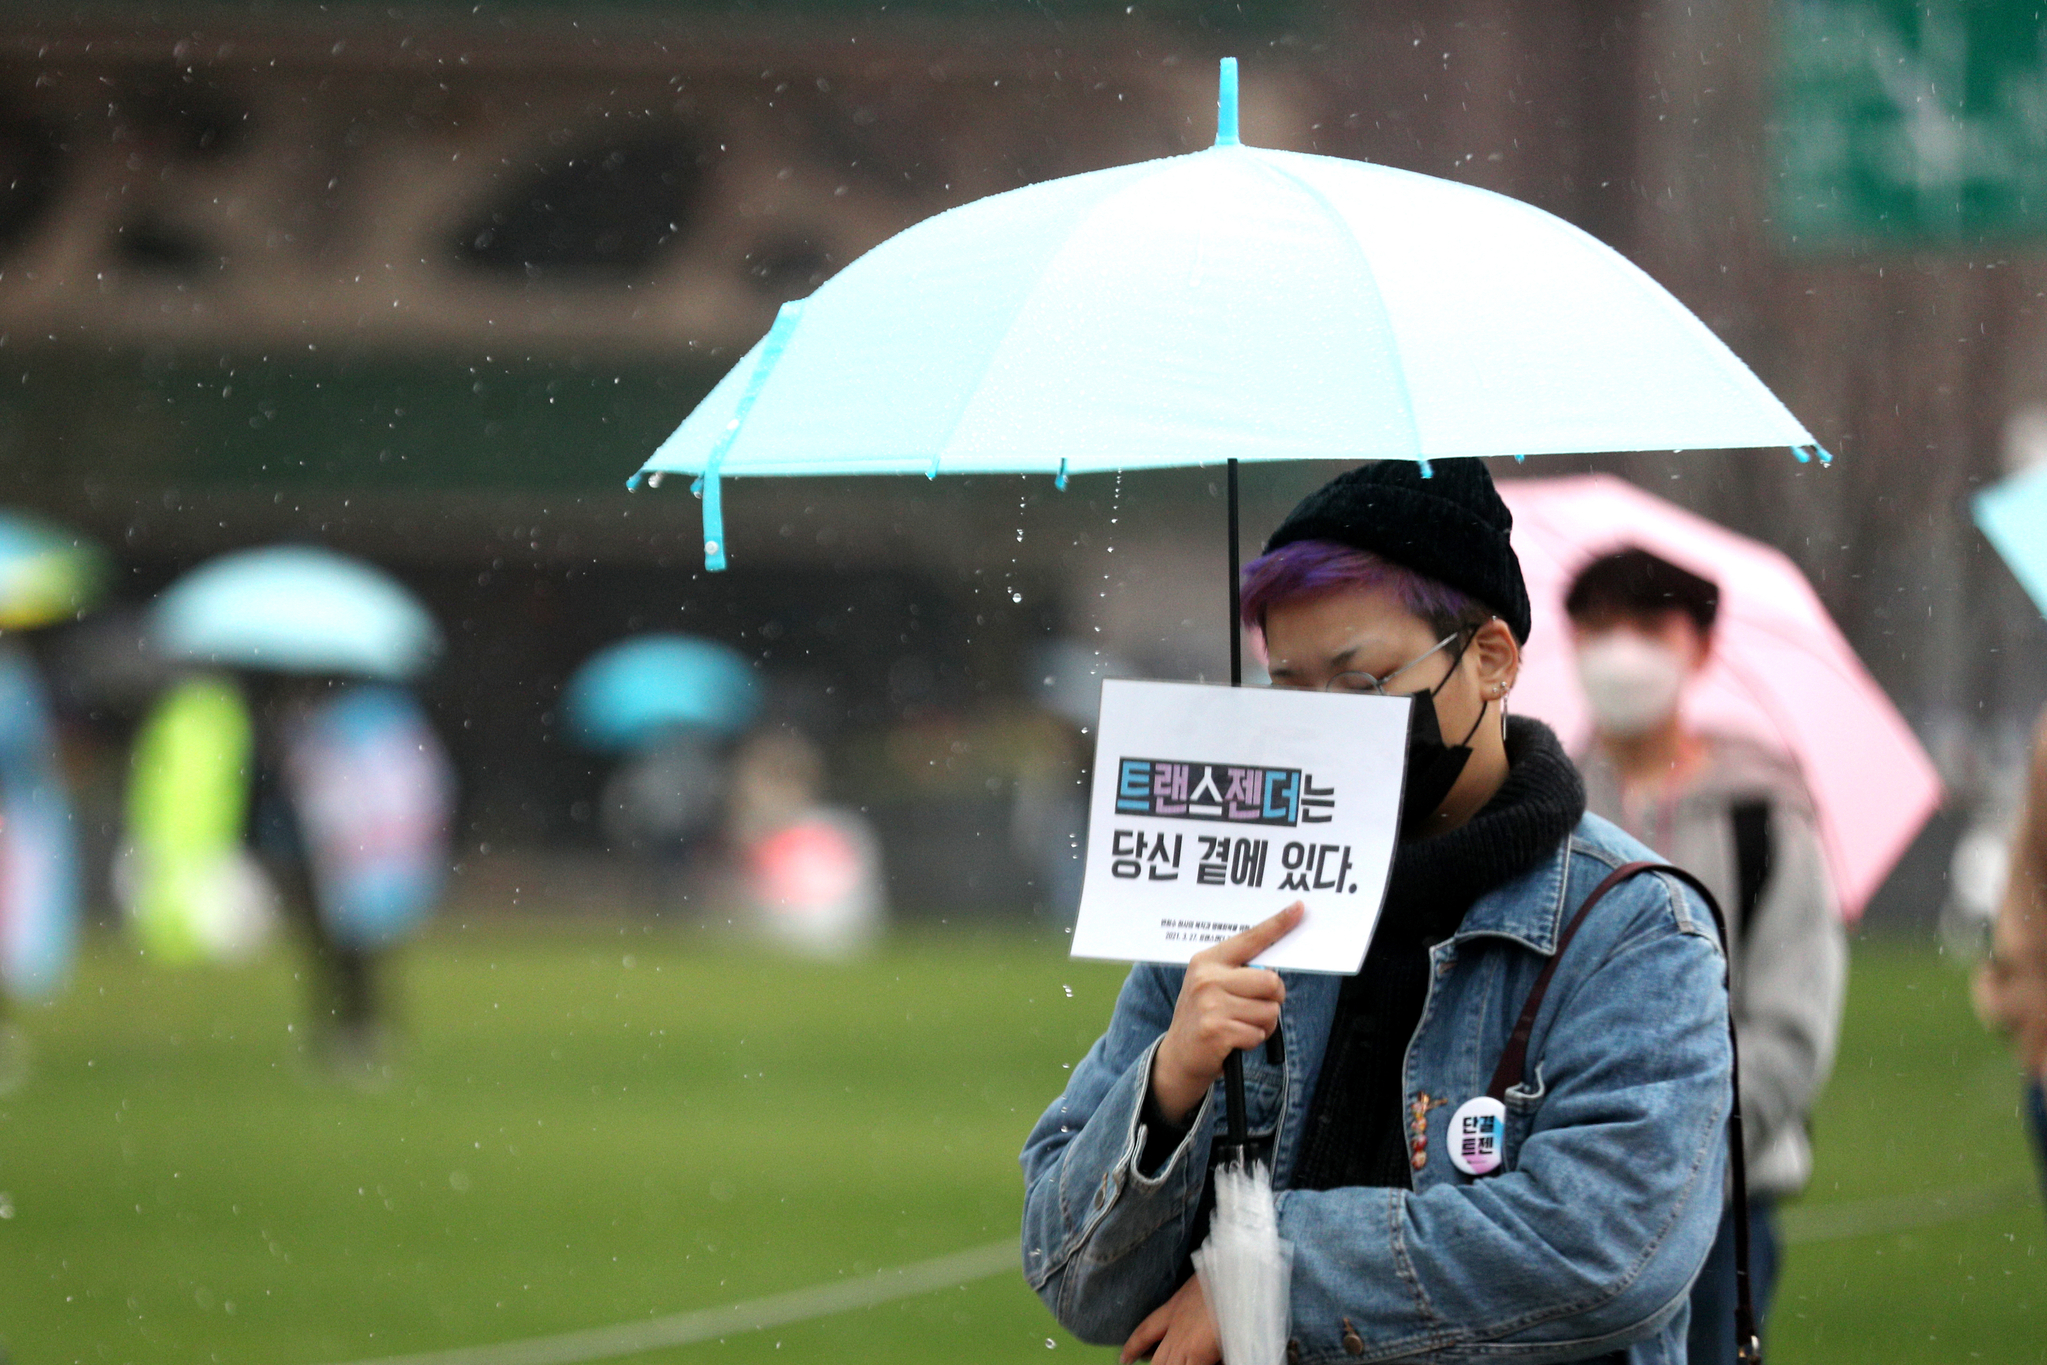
[0,923,2041,1364]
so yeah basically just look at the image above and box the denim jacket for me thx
[1020,813,1731,1365]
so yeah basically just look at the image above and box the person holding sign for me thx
[1021,460,1733,1365]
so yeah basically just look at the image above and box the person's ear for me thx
[1470,618,1520,702]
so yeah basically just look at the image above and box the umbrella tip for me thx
[1216,57,1240,147]
[626,471,645,491]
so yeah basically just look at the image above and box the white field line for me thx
[322,1178,2042,1365]
[322,1240,1018,1365]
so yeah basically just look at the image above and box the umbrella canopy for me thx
[1974,461,2047,617]
[152,546,440,682]
[637,60,1818,570]
[0,510,107,631]
[564,634,760,752]
[1497,474,1940,921]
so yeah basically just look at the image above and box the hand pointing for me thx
[1148,903,1305,1127]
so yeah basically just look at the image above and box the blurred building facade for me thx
[2,0,2042,919]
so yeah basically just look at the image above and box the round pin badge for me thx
[1447,1095,1508,1177]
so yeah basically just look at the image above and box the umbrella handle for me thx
[1222,1051,1250,1155]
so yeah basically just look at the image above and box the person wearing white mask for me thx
[1565,546,1845,1365]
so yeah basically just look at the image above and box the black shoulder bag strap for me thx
[1730,800,1773,943]
[1483,860,1761,1365]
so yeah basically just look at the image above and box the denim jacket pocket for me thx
[1501,1064,1547,1171]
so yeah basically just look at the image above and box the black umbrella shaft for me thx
[1228,458,1242,689]
[1223,457,1250,1157]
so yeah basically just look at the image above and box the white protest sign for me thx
[1071,679,1408,975]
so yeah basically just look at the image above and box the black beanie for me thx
[1262,459,1532,643]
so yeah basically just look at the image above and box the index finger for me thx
[1203,902,1305,968]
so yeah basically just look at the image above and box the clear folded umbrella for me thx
[1193,1158,1294,1365]
[1497,473,1941,921]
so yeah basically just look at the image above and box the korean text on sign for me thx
[1114,757,1336,826]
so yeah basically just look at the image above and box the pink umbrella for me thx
[1497,473,1941,922]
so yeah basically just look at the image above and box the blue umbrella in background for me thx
[0,510,107,631]
[152,546,440,681]
[1975,461,2047,617]
[564,634,759,753]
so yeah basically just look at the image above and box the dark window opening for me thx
[0,109,62,256]
[118,76,253,160]
[455,131,704,278]
[112,213,216,275]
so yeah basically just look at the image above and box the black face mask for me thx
[1400,637,1487,840]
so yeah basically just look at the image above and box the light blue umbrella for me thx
[564,634,760,752]
[152,546,440,681]
[635,59,1822,573]
[0,510,106,631]
[1975,461,2047,617]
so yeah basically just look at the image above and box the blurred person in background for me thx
[0,513,106,1086]
[1973,708,2047,1204]
[120,673,275,964]
[252,677,455,1075]
[599,732,728,872]
[1564,547,1845,1365]
[562,632,760,901]
[725,726,883,958]
[0,640,83,1090]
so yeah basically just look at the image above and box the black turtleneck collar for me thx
[1381,714,1587,946]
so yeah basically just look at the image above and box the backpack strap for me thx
[1483,860,1761,1365]
[1730,800,1773,943]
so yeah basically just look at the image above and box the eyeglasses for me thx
[1300,631,1464,696]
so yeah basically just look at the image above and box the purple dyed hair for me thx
[1239,539,1489,637]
